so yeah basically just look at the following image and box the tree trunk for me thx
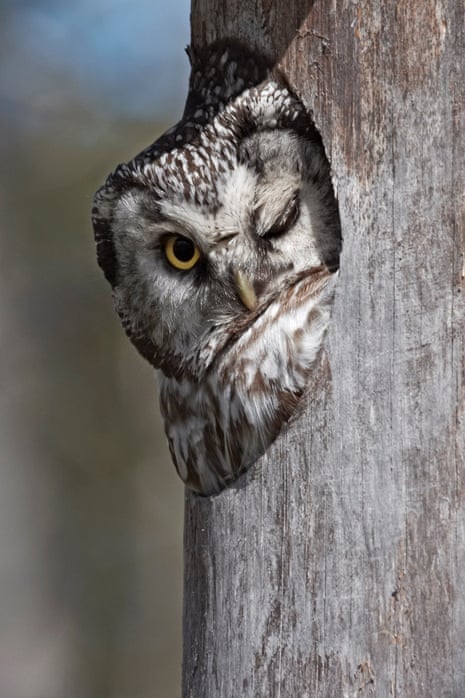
[183,1,465,696]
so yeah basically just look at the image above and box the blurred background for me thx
[0,1,190,695]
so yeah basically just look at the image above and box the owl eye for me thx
[164,235,201,270]
[263,192,300,239]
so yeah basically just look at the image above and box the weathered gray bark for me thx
[183,2,465,696]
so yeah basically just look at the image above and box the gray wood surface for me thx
[183,2,465,695]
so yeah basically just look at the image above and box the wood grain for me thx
[184,1,465,695]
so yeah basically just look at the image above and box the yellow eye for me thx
[164,235,201,270]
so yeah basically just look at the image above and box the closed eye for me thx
[261,191,300,239]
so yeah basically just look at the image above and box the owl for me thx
[92,41,341,495]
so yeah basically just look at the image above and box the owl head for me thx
[93,42,341,494]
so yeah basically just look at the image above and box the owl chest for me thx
[157,370,259,493]
[156,273,335,494]
[156,331,304,494]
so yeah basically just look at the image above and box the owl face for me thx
[93,43,341,494]
[107,127,338,379]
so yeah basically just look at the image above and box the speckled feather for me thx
[92,42,341,495]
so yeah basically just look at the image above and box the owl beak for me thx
[234,270,258,312]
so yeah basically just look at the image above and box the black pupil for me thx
[173,236,195,262]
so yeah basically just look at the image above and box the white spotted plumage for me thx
[93,41,341,495]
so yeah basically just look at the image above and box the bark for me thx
[183,1,465,696]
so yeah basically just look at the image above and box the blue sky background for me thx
[0,0,191,129]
